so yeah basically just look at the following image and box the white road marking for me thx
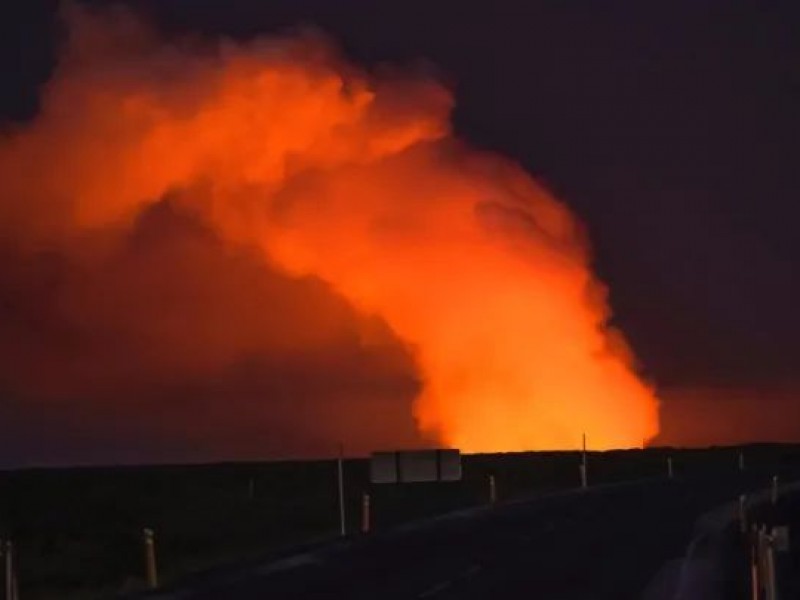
[252,553,319,575]
[418,563,483,598]
[418,579,453,598]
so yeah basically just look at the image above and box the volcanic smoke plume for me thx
[0,6,658,458]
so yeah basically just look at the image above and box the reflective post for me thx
[4,540,13,600]
[580,433,588,489]
[750,526,759,600]
[758,527,765,597]
[361,492,371,533]
[765,531,777,600]
[739,495,748,534]
[143,528,158,589]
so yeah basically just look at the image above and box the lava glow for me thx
[0,7,659,452]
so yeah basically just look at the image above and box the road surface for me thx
[151,471,785,600]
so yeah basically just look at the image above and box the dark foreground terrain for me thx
[1,444,799,598]
[149,470,793,600]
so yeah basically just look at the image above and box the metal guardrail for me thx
[670,479,800,600]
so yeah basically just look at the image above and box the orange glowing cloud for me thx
[0,5,658,453]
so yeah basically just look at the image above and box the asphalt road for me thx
[152,471,785,600]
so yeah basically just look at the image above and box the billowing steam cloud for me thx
[0,5,658,458]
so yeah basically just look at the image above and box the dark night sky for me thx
[1,1,799,463]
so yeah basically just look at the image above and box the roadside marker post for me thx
[739,495,748,534]
[762,528,777,600]
[760,526,769,596]
[749,526,759,600]
[3,540,12,600]
[488,475,497,505]
[739,451,745,471]
[3,539,17,600]
[361,492,371,534]
[771,475,779,505]
[337,443,346,537]
[1,540,6,600]
[756,526,765,598]
[667,457,674,479]
[143,528,158,589]
[580,433,588,489]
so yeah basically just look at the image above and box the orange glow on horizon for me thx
[0,6,659,452]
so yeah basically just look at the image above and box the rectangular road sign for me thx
[438,449,462,481]
[370,449,462,483]
[370,452,398,484]
[399,450,439,482]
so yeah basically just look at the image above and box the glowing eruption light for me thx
[0,7,658,452]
